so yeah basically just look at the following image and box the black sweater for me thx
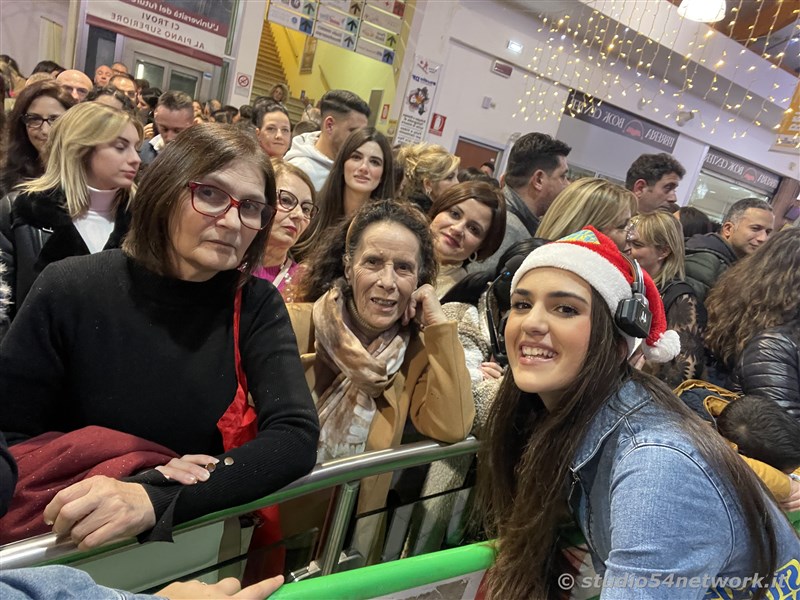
[0,250,319,539]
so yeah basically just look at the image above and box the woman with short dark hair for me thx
[428,181,506,296]
[0,124,319,548]
[292,199,472,461]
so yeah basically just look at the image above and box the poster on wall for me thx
[85,0,233,66]
[394,55,441,145]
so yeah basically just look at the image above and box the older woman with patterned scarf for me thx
[286,199,474,557]
[293,199,474,461]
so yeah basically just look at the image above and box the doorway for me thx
[454,137,503,174]
[134,54,203,98]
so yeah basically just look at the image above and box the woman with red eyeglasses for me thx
[252,160,317,301]
[0,124,319,551]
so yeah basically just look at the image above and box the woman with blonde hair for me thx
[629,211,705,386]
[0,102,142,317]
[536,177,636,252]
[269,82,290,105]
[396,142,460,213]
[706,227,800,425]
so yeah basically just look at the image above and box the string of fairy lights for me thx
[510,0,799,147]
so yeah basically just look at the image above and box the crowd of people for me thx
[0,55,798,599]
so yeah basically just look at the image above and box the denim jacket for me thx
[568,379,800,600]
[0,566,165,599]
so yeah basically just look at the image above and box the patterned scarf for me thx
[312,282,410,463]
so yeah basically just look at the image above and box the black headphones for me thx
[485,255,525,367]
[614,255,652,339]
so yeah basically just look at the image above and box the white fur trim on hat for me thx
[641,329,681,362]
[511,243,630,314]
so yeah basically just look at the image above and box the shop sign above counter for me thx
[703,148,781,195]
[564,90,678,153]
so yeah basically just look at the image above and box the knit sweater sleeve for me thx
[128,285,320,539]
[0,263,68,443]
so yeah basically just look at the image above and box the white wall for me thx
[395,0,799,186]
[225,0,267,106]
[1,0,71,74]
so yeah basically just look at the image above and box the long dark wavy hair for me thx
[477,285,782,599]
[0,80,75,195]
[292,127,394,262]
[706,227,800,369]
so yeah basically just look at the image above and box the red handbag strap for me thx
[234,287,247,392]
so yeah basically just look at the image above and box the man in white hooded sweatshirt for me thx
[285,90,370,191]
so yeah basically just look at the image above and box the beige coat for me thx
[286,303,475,514]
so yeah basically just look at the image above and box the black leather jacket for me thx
[736,323,800,422]
[0,188,130,319]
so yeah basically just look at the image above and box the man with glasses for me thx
[55,70,92,102]
[139,91,195,168]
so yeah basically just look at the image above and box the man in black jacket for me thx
[471,133,571,272]
[684,197,773,302]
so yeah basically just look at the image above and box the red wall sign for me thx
[429,113,446,136]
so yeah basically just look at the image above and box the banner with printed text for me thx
[85,0,233,65]
[564,90,678,153]
[394,55,441,145]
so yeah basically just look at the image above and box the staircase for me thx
[253,22,307,125]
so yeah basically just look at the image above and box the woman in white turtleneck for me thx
[0,102,141,317]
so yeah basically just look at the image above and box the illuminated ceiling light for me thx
[507,40,524,54]
[678,0,726,23]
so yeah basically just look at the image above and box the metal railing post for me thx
[318,480,360,576]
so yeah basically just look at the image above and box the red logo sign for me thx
[429,113,446,136]
[236,73,251,88]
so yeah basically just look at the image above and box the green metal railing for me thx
[271,542,494,600]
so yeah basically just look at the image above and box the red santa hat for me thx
[510,226,680,363]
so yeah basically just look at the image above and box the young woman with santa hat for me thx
[476,227,800,600]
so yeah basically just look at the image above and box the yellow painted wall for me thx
[270,22,396,133]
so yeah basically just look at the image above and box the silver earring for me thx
[468,252,478,263]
